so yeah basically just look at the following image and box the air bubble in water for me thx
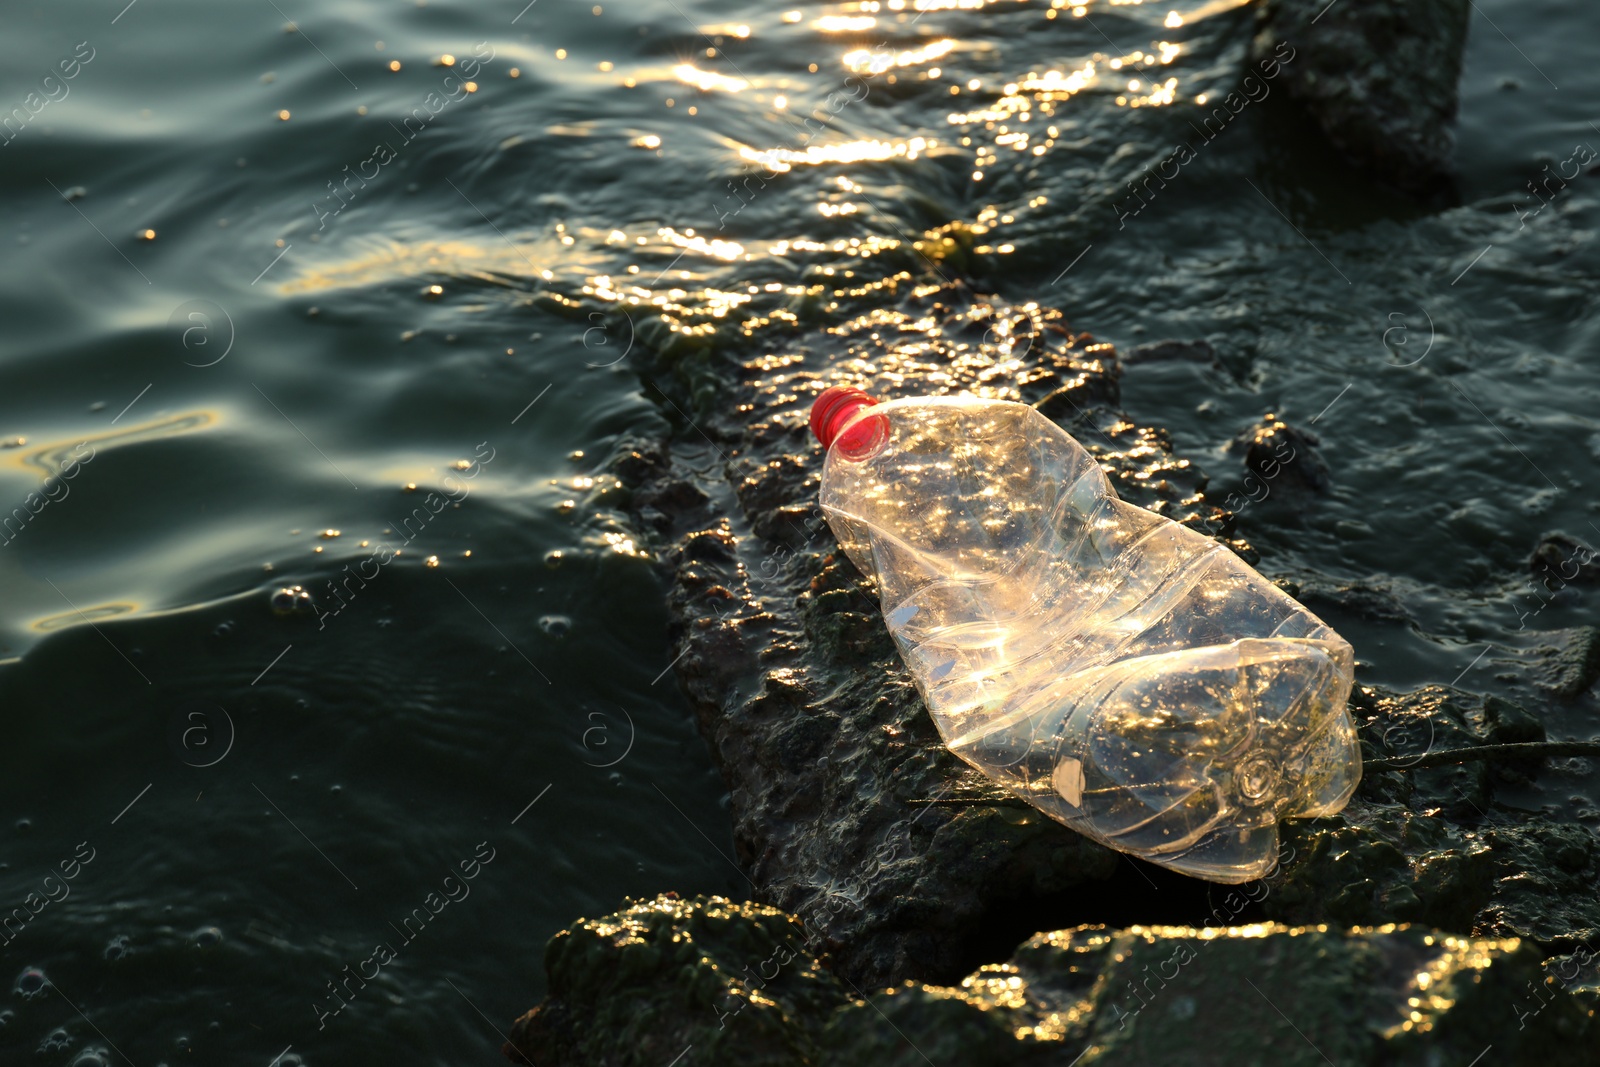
[13,966,47,999]
[37,1028,70,1052]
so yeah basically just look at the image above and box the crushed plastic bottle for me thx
[810,387,1361,883]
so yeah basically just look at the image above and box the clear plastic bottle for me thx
[810,387,1360,883]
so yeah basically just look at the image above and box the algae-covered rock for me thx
[506,895,1599,1067]
[1255,0,1471,194]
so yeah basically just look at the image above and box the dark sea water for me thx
[0,0,1596,1063]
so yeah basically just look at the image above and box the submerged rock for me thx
[1122,338,1219,367]
[1297,576,1414,625]
[1229,413,1332,494]
[505,894,1599,1067]
[1529,531,1600,587]
[1524,627,1600,701]
[1254,0,1471,194]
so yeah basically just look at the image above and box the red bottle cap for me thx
[810,385,889,459]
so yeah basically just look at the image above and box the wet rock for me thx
[503,895,846,1067]
[1054,921,1595,1066]
[1255,0,1470,195]
[612,442,666,489]
[632,475,712,537]
[1267,685,1600,946]
[505,894,1599,1067]
[1229,413,1331,494]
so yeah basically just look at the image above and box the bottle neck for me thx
[810,386,881,453]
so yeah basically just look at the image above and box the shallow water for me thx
[0,0,1597,1062]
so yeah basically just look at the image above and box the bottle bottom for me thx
[946,637,1360,883]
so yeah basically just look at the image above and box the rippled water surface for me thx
[1,0,1598,1062]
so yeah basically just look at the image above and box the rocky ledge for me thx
[504,893,1598,1066]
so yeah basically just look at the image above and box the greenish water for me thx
[0,0,1596,1063]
